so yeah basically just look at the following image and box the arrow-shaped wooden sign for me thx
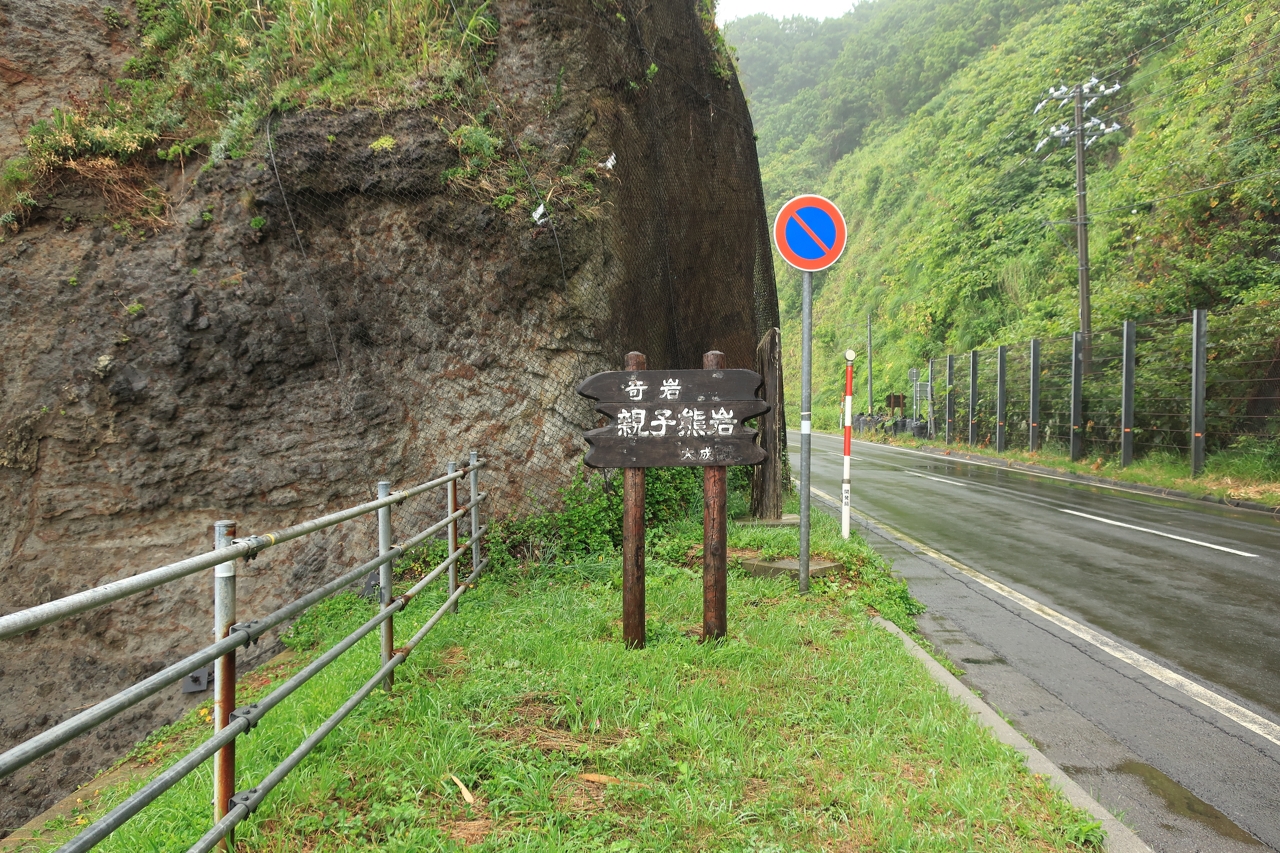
[577,370,769,468]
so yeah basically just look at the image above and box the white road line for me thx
[806,484,1280,749]
[911,472,966,486]
[1058,509,1258,557]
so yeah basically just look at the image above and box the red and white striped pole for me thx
[842,349,856,539]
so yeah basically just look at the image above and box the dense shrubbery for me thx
[726,0,1280,437]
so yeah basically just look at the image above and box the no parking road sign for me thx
[773,194,847,272]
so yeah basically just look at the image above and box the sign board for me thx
[772,194,847,272]
[577,369,769,468]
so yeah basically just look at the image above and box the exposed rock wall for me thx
[0,0,777,831]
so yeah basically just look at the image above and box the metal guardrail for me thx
[0,452,491,852]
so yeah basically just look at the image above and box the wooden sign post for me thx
[578,351,768,648]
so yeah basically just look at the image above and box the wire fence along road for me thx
[911,305,1280,476]
[0,454,490,852]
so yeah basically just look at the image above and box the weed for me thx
[125,301,145,316]
[101,6,126,29]
[249,215,266,230]
[67,275,79,287]
[369,135,397,152]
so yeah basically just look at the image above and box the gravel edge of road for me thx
[871,615,1153,853]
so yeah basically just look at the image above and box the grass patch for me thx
[16,472,1102,851]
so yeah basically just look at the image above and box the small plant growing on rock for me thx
[250,216,266,230]
[126,301,145,316]
[101,6,126,29]
[369,135,397,152]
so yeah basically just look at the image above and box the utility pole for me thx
[1036,79,1122,373]
[1074,85,1091,371]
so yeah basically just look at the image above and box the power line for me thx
[1101,10,1280,123]
[1091,0,1252,86]
[1088,165,1280,219]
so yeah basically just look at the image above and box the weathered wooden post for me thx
[622,351,647,649]
[578,354,767,645]
[751,328,785,519]
[702,351,728,641]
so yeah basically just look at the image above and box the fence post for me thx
[623,351,647,649]
[866,313,874,415]
[996,345,1007,452]
[1191,309,1207,476]
[927,358,935,438]
[377,481,393,690]
[469,450,481,581]
[968,350,978,446]
[945,355,955,444]
[1070,332,1084,462]
[1029,339,1041,452]
[447,462,459,614]
[212,520,237,848]
[1122,321,1135,467]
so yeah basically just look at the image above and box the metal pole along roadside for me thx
[377,481,394,690]
[212,520,237,851]
[770,194,846,595]
[842,349,855,539]
[1071,332,1084,461]
[1030,339,1041,452]
[968,350,978,446]
[1191,309,1208,476]
[996,345,1007,452]
[798,270,813,593]
[469,451,482,588]
[447,463,459,614]
[1122,321,1135,467]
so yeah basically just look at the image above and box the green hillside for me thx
[726,0,1280,422]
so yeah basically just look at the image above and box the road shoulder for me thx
[872,615,1152,853]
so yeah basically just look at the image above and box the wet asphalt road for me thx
[791,432,1280,852]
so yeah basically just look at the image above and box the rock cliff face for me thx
[0,0,777,831]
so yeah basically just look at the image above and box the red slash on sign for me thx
[788,211,831,254]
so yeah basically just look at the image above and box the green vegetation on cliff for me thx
[727,0,1280,422]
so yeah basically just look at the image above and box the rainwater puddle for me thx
[1114,760,1262,846]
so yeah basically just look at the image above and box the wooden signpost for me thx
[577,351,769,648]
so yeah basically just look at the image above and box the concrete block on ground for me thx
[740,557,841,578]
[735,513,801,527]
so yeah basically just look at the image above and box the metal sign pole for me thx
[769,193,845,596]
[842,349,854,539]
[799,270,813,593]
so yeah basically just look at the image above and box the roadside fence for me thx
[0,453,489,852]
[913,305,1280,475]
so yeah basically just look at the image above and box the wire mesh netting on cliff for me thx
[199,0,782,520]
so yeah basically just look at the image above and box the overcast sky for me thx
[716,0,856,24]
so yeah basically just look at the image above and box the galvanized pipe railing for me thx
[0,487,485,779]
[1,457,491,853]
[0,467,470,641]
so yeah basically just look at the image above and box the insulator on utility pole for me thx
[1032,76,1121,373]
